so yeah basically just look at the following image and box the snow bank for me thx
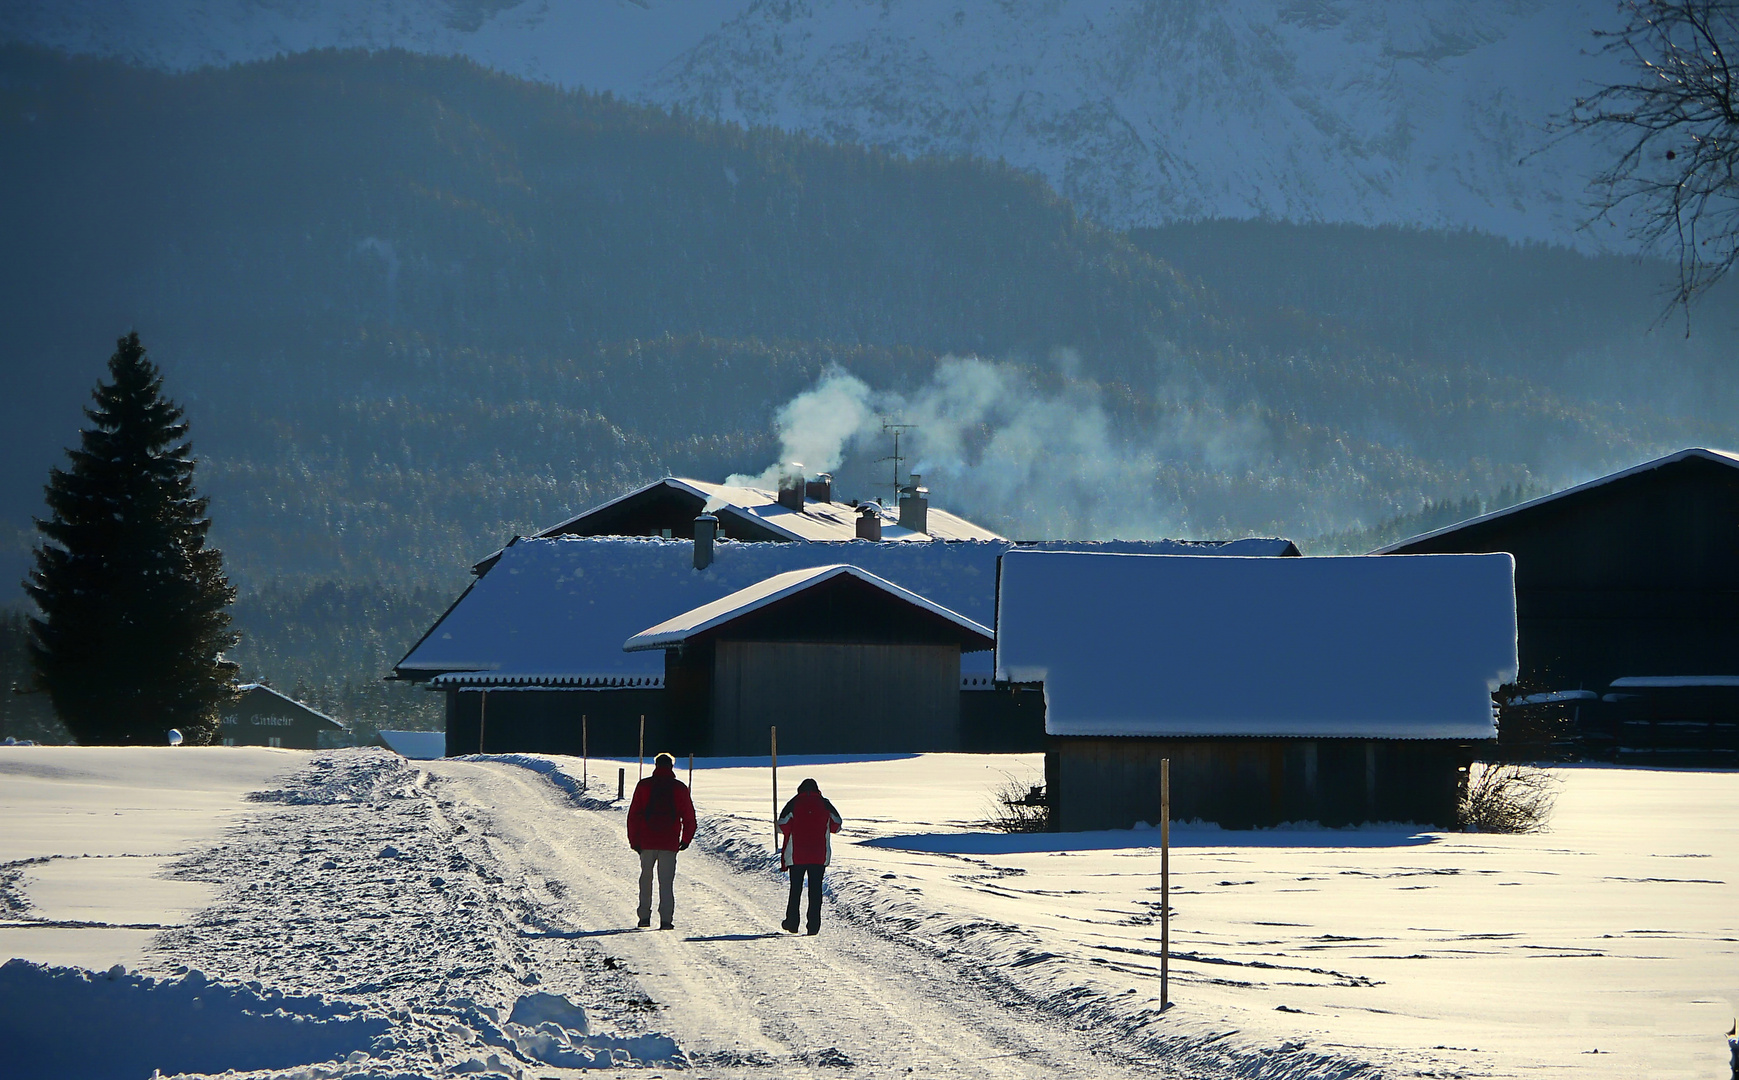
[996,551,1517,738]
[0,960,388,1080]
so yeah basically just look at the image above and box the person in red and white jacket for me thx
[626,753,698,930]
[777,777,842,935]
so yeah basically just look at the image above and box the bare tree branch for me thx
[1556,0,1739,327]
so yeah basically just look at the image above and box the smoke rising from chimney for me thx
[726,367,878,489]
[730,357,1274,539]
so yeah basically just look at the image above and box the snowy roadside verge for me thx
[7,749,690,1079]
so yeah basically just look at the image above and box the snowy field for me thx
[2,745,1735,1079]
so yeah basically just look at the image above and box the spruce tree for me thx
[24,332,237,745]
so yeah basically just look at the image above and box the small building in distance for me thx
[1378,448,1739,764]
[219,684,344,749]
[996,551,1517,829]
[625,564,995,755]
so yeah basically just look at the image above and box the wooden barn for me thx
[1377,448,1739,763]
[995,550,1518,829]
[625,564,995,755]
[392,533,1299,757]
[218,684,344,749]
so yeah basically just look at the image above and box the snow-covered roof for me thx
[1374,448,1739,554]
[623,564,994,652]
[375,730,446,759]
[1505,690,1600,706]
[1608,675,1739,689]
[546,476,1002,543]
[231,684,344,729]
[396,537,1295,685]
[995,551,1518,740]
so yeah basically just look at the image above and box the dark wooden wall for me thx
[440,681,1040,757]
[218,703,332,750]
[444,688,671,757]
[710,641,960,755]
[961,685,1046,752]
[1048,737,1478,830]
[217,716,327,749]
[1391,456,1739,689]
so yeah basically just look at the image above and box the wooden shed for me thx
[625,564,995,755]
[995,551,1517,830]
[218,684,344,749]
[1377,448,1739,762]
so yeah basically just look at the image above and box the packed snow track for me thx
[421,756,1175,1079]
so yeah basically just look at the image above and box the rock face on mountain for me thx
[0,0,1626,243]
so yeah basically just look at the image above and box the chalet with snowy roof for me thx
[392,535,1300,757]
[474,469,1001,572]
[995,551,1517,829]
[627,565,995,755]
[218,684,344,750]
[1378,448,1739,764]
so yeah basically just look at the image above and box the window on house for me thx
[221,738,236,747]
[268,737,283,748]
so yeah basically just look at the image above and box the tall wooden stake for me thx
[638,714,645,781]
[581,715,589,793]
[688,752,694,790]
[771,725,779,849]
[478,691,488,755]
[1161,756,1171,1010]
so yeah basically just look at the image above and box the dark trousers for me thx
[786,864,824,930]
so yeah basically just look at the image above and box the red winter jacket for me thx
[777,788,842,869]
[627,765,697,852]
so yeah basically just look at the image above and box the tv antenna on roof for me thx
[877,418,916,511]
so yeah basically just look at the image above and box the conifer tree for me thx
[24,332,237,744]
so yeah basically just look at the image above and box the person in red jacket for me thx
[626,752,698,930]
[777,777,842,935]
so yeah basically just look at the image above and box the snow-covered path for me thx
[425,757,1165,1078]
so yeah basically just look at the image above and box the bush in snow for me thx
[983,771,1050,833]
[1459,762,1558,833]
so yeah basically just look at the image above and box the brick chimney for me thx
[897,474,929,534]
[693,513,718,569]
[855,503,882,541]
[776,465,805,512]
[805,472,833,504]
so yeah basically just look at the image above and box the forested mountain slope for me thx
[1,46,1731,737]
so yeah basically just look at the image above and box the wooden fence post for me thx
[1161,756,1171,1010]
[477,690,487,755]
[771,725,779,849]
[638,714,645,781]
[617,767,625,802]
[581,715,588,793]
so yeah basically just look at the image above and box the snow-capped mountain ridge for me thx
[1,0,1626,246]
